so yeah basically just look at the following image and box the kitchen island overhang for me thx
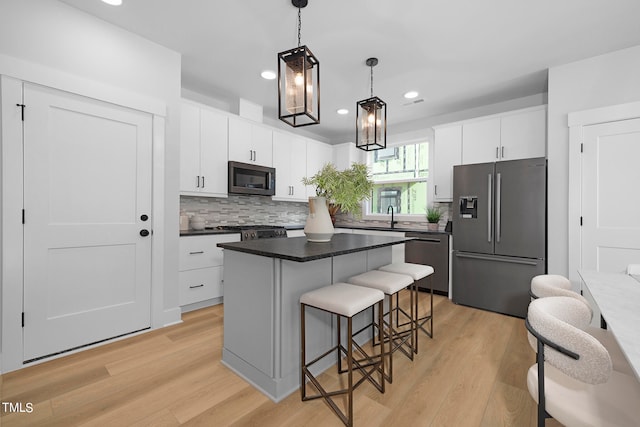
[217,233,411,402]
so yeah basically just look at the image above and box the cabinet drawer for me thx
[179,267,222,306]
[179,234,240,270]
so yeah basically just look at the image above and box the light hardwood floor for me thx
[1,292,560,426]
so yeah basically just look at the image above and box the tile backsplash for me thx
[180,195,308,227]
[335,201,453,231]
[180,195,452,231]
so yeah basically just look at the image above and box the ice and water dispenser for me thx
[459,196,478,219]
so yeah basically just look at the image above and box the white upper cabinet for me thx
[332,143,365,171]
[306,139,333,197]
[432,106,546,201]
[461,106,546,164]
[180,101,228,197]
[228,116,273,166]
[499,107,546,160]
[272,131,307,202]
[462,117,501,164]
[433,124,462,201]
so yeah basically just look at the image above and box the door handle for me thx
[140,214,149,222]
[201,176,205,188]
[487,173,492,243]
[496,172,501,243]
[140,229,150,237]
[414,238,441,243]
[189,284,204,289]
[196,175,200,188]
[455,252,539,266]
[434,184,438,196]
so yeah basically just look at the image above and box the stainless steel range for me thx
[211,225,288,241]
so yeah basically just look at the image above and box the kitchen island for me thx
[217,233,411,402]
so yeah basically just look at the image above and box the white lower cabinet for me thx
[179,234,240,308]
[179,267,223,306]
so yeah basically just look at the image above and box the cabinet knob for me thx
[140,214,149,222]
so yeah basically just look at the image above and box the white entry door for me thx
[23,83,153,362]
[581,118,640,272]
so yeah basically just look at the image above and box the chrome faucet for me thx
[387,205,398,229]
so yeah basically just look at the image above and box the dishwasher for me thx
[405,232,450,295]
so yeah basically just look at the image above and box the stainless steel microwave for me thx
[228,161,276,196]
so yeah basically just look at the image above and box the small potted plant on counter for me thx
[302,163,374,241]
[426,207,442,231]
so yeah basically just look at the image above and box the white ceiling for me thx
[58,0,640,143]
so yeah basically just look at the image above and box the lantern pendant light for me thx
[356,57,386,151]
[278,0,320,127]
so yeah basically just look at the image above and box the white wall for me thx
[0,0,182,372]
[547,44,640,277]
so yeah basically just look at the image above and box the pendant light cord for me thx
[297,7,302,47]
[370,65,374,97]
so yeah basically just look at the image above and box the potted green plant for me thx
[301,163,374,241]
[302,162,374,218]
[426,207,442,231]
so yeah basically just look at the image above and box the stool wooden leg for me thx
[378,299,386,393]
[300,303,306,400]
[414,276,435,349]
[388,295,394,383]
[414,281,419,353]
[347,316,353,426]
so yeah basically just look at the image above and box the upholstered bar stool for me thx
[378,262,435,353]
[347,270,415,383]
[627,263,640,275]
[300,282,386,427]
[526,296,640,427]
[530,274,635,377]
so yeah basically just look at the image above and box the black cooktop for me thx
[207,225,285,231]
[206,225,287,240]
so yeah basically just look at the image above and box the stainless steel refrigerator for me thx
[452,157,546,318]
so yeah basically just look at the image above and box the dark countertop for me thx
[179,229,241,237]
[217,233,412,262]
[343,225,450,235]
[180,224,450,237]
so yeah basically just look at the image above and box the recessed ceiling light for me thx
[404,91,419,99]
[337,108,349,115]
[261,70,277,80]
[101,0,122,5]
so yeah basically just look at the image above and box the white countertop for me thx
[578,270,640,380]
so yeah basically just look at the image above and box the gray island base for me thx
[217,233,411,402]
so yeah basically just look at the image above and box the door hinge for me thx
[22,312,25,327]
[16,103,25,121]
[22,209,25,224]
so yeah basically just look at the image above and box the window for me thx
[365,141,428,217]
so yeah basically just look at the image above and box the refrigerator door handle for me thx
[487,173,492,243]
[496,172,501,243]
[455,252,539,266]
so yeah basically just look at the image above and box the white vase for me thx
[304,196,335,242]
